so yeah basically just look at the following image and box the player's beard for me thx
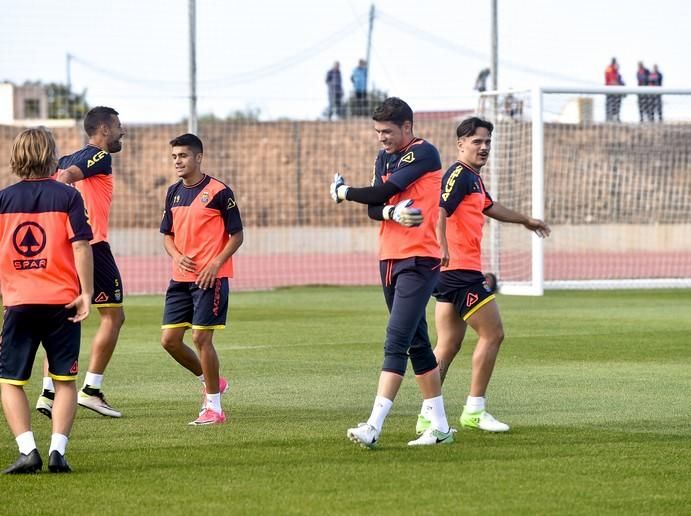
[107,139,123,153]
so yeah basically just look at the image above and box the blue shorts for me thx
[0,305,80,384]
[92,241,124,307]
[433,269,496,321]
[161,278,229,330]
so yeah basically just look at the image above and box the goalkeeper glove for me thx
[383,199,423,227]
[330,173,349,203]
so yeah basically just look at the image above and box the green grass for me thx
[2,288,690,515]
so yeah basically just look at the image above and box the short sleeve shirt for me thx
[439,161,493,272]
[160,175,243,282]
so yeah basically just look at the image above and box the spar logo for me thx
[12,221,48,270]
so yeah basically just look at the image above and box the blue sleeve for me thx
[77,150,112,178]
[440,165,473,216]
[372,153,385,187]
[160,186,175,235]
[68,191,93,242]
[208,187,243,235]
[388,143,442,191]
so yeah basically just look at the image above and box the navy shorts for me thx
[162,278,229,330]
[433,269,496,321]
[0,305,80,384]
[92,241,124,307]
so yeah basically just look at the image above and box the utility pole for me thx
[491,0,498,91]
[66,53,74,119]
[188,0,198,134]
[365,4,375,92]
[66,53,73,93]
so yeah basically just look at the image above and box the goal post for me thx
[478,86,691,294]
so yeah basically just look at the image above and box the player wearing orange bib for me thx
[160,134,244,426]
[330,97,453,447]
[416,117,550,434]
[36,106,126,419]
[1,128,93,473]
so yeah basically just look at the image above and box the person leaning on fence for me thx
[648,64,663,122]
[636,62,652,122]
[0,127,94,474]
[350,58,368,116]
[605,58,625,122]
[325,61,344,120]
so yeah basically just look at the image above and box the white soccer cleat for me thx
[407,427,455,446]
[346,423,379,449]
[36,391,54,419]
[460,408,510,432]
[78,389,122,418]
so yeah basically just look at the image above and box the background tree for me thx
[344,87,388,118]
[45,82,89,119]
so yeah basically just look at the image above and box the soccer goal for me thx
[478,86,691,294]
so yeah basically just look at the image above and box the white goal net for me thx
[478,87,691,293]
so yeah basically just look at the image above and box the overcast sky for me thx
[2,0,689,122]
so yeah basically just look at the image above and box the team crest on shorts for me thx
[200,191,210,204]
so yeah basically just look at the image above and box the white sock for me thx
[43,377,54,392]
[466,396,486,413]
[83,372,104,390]
[49,433,69,455]
[423,395,450,433]
[197,374,205,385]
[366,396,393,433]
[206,393,221,413]
[16,431,37,455]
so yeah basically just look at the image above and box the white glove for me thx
[330,173,349,203]
[383,199,423,227]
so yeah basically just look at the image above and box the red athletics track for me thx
[117,251,691,294]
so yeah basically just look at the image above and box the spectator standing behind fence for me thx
[326,61,344,120]
[648,64,663,122]
[474,68,490,93]
[636,61,652,122]
[605,58,624,122]
[351,59,368,116]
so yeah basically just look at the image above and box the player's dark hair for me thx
[169,133,203,154]
[372,97,414,127]
[456,117,494,138]
[84,106,119,136]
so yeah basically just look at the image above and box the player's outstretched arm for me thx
[484,202,551,238]
[329,173,401,205]
[67,239,93,322]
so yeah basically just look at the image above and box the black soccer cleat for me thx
[48,450,71,473]
[2,449,43,474]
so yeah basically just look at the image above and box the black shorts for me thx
[433,269,496,321]
[92,241,124,307]
[161,278,229,330]
[0,305,80,384]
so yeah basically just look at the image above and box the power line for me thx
[70,17,365,90]
[377,10,597,86]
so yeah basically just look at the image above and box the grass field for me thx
[1,287,690,515]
